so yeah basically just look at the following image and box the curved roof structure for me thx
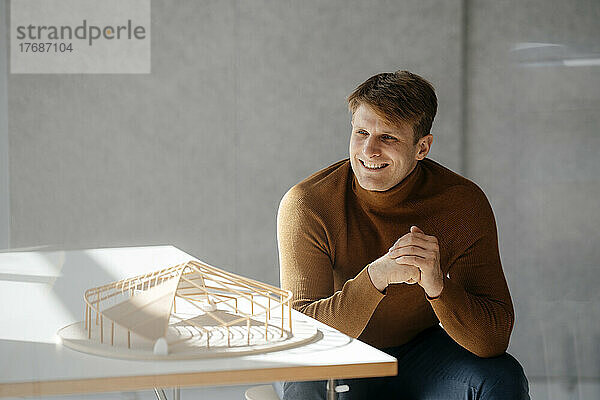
[80,260,294,350]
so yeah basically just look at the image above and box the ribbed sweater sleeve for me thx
[277,186,385,338]
[428,187,514,358]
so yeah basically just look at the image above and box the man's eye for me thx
[382,135,397,141]
[357,130,368,136]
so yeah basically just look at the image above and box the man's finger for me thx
[395,255,423,268]
[411,225,425,234]
[390,235,436,252]
[410,226,437,242]
[388,245,429,259]
[388,264,421,284]
[390,232,412,248]
[395,256,434,274]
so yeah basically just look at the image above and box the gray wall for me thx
[7,0,463,279]
[467,1,600,393]
[0,0,9,249]
[4,0,600,398]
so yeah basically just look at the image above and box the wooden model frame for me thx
[58,260,317,360]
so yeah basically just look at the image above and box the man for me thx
[276,71,529,399]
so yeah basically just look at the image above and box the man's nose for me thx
[363,136,381,157]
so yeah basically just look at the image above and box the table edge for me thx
[0,361,398,397]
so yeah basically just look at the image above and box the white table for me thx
[0,246,397,398]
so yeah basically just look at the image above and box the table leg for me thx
[153,388,167,400]
[327,379,336,400]
[153,387,180,400]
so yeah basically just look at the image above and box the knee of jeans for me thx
[483,355,530,399]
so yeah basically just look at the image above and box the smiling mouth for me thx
[360,159,389,170]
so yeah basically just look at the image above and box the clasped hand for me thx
[369,226,444,298]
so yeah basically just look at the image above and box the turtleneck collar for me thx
[351,160,423,212]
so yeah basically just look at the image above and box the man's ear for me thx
[415,134,433,160]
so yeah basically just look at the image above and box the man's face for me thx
[349,104,427,192]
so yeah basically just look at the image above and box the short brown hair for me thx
[347,70,437,143]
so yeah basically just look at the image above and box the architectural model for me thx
[58,260,318,360]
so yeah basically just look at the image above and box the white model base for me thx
[58,314,319,360]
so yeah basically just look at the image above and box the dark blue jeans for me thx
[275,326,530,399]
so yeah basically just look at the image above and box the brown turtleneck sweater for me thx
[277,158,514,358]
